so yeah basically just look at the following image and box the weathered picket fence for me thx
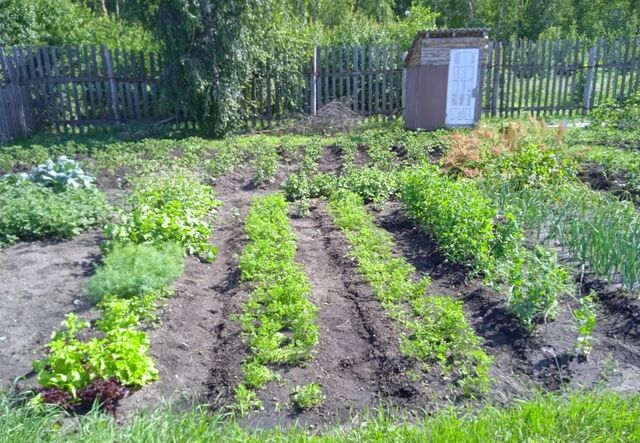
[0,45,187,142]
[1,36,640,142]
[483,36,640,117]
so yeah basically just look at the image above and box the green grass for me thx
[1,391,639,442]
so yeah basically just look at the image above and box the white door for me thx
[445,48,479,126]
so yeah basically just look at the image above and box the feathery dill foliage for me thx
[236,193,318,412]
[86,242,185,302]
[328,190,492,395]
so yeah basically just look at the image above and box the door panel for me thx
[445,48,479,126]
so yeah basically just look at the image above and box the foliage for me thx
[86,242,184,302]
[0,177,108,248]
[590,92,640,132]
[328,190,492,394]
[2,390,640,442]
[77,379,128,415]
[400,165,500,272]
[233,384,263,417]
[290,383,324,411]
[401,295,492,396]
[573,292,598,358]
[0,0,157,50]
[242,361,279,390]
[105,173,221,261]
[494,246,572,328]
[239,194,318,395]
[32,313,158,397]
[18,156,96,191]
[338,167,398,208]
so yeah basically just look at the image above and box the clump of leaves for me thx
[86,242,184,302]
[78,379,129,415]
[290,383,324,411]
[495,246,573,329]
[234,384,263,417]
[22,156,96,191]
[105,172,221,261]
[400,165,500,272]
[0,177,108,248]
[242,360,279,389]
[573,292,598,359]
[33,313,158,397]
[338,166,397,207]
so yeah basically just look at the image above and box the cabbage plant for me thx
[24,156,95,191]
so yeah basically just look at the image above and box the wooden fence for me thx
[0,45,186,138]
[483,36,640,117]
[243,45,404,127]
[1,36,640,142]
[0,83,36,143]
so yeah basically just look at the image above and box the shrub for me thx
[338,167,398,207]
[86,242,184,302]
[400,165,499,272]
[0,177,108,248]
[105,173,221,261]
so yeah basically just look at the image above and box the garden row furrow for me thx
[327,190,493,395]
[235,193,320,413]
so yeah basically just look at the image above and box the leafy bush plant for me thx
[0,177,108,248]
[22,156,96,191]
[105,173,221,261]
[290,383,324,411]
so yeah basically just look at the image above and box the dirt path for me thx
[0,231,101,391]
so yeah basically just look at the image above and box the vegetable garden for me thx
[1,98,640,441]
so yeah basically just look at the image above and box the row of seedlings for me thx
[32,172,222,411]
[235,193,321,414]
[328,189,493,396]
[399,165,597,356]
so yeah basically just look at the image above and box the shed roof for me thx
[404,28,490,67]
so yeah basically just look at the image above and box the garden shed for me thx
[404,28,490,130]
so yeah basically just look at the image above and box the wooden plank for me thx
[634,36,640,93]
[524,40,533,114]
[91,45,105,120]
[373,45,380,115]
[345,46,351,106]
[627,36,638,98]
[139,52,149,119]
[32,46,47,125]
[484,41,493,113]
[331,47,337,102]
[81,46,96,121]
[368,45,373,114]
[604,38,614,101]
[381,45,388,115]
[610,38,621,102]
[517,39,525,115]
[352,46,359,111]
[359,45,366,113]
[102,46,120,122]
[567,40,580,116]
[619,36,631,101]
[149,52,159,118]
[67,46,82,125]
[583,45,597,114]
[50,47,68,132]
[130,50,142,120]
[324,47,330,104]
[310,47,317,115]
[491,42,501,116]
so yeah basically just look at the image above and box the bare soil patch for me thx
[0,231,102,391]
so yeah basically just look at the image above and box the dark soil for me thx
[375,202,640,397]
[578,162,638,202]
[0,231,102,391]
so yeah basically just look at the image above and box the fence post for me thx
[583,45,597,115]
[102,46,120,123]
[310,47,317,116]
